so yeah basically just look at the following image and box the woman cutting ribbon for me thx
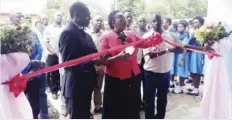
[99,10,162,119]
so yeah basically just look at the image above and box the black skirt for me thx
[102,74,141,119]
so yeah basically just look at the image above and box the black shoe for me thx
[187,92,199,96]
[201,81,204,84]
[186,79,193,84]
[140,102,145,111]
[187,89,199,96]
[90,113,94,119]
[170,84,175,88]
[94,107,103,114]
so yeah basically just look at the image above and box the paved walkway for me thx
[48,92,202,119]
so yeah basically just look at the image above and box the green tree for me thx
[145,0,208,19]
[116,0,146,17]
[114,0,207,19]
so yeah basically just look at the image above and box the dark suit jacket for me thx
[59,21,98,98]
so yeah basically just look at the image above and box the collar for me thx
[71,20,84,30]
[53,24,63,28]
[91,29,103,34]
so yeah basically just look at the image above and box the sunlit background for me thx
[0,0,208,22]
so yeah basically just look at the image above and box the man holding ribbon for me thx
[59,2,107,119]
[142,14,184,119]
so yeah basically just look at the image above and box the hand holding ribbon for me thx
[2,33,164,97]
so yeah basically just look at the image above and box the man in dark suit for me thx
[59,1,107,119]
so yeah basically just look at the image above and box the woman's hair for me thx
[193,16,205,25]
[178,20,188,28]
[164,17,172,25]
[171,21,178,30]
[108,10,120,29]
[188,20,193,25]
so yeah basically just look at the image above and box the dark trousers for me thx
[39,74,49,119]
[139,64,146,103]
[102,74,141,119]
[67,70,96,119]
[144,71,170,119]
[46,54,60,94]
[25,75,48,119]
[93,65,104,109]
[24,77,41,119]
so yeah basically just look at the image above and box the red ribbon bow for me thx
[2,74,28,97]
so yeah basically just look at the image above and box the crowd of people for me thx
[1,1,228,119]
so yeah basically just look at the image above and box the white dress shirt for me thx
[143,29,183,73]
[43,24,64,56]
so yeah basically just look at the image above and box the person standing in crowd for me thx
[187,16,205,96]
[104,21,110,31]
[22,35,46,119]
[43,12,64,99]
[146,23,152,31]
[9,11,47,119]
[142,14,184,119]
[24,14,32,24]
[90,15,104,113]
[100,10,157,119]
[137,16,148,39]
[188,20,194,43]
[171,21,190,94]
[36,14,49,35]
[59,2,107,119]
[41,14,49,27]
[136,15,148,110]
[101,10,140,119]
[167,19,178,91]
[123,9,134,31]
[170,21,178,32]
[22,12,49,119]
[163,17,172,31]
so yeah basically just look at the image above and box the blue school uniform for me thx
[170,32,190,78]
[189,32,205,74]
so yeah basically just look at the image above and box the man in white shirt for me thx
[43,12,64,100]
[136,16,148,110]
[142,14,183,119]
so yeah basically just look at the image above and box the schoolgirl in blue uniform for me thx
[187,16,205,96]
[171,21,190,93]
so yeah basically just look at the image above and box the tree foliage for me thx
[116,0,208,19]
[42,0,208,22]
[116,0,146,17]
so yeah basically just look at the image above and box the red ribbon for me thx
[163,40,221,59]
[2,33,163,97]
[2,33,221,97]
